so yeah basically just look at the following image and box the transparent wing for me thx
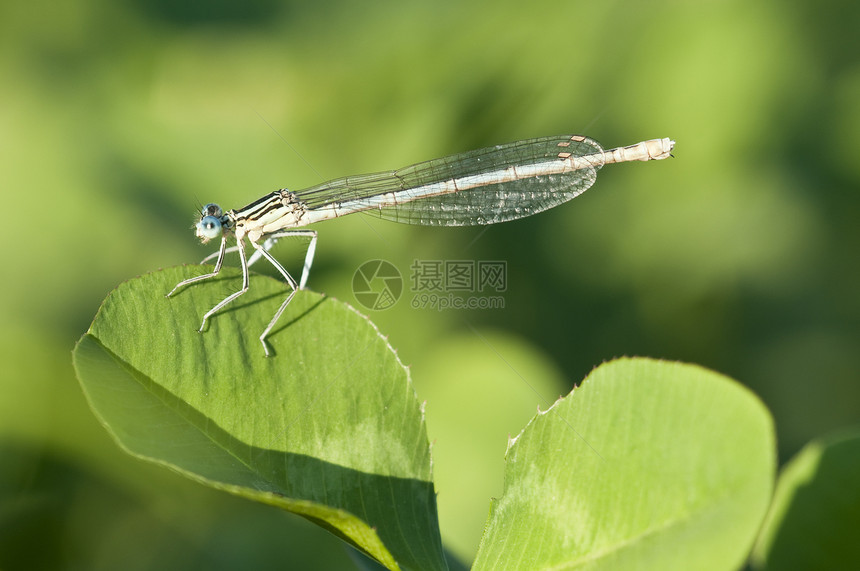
[293,135,605,226]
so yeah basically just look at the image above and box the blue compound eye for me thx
[197,215,223,240]
[202,203,223,217]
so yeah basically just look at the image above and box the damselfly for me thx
[168,134,675,355]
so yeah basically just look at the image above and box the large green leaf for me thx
[472,358,775,570]
[72,266,446,571]
[751,429,860,569]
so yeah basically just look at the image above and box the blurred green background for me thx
[2,0,858,568]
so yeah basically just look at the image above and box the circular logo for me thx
[352,260,403,311]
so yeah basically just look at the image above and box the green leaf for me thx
[72,266,446,571]
[472,357,775,571]
[751,429,860,569]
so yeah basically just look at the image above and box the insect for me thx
[168,134,675,355]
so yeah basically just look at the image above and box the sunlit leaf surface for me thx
[73,266,446,571]
[473,358,775,571]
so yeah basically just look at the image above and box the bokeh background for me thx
[2,0,859,568]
